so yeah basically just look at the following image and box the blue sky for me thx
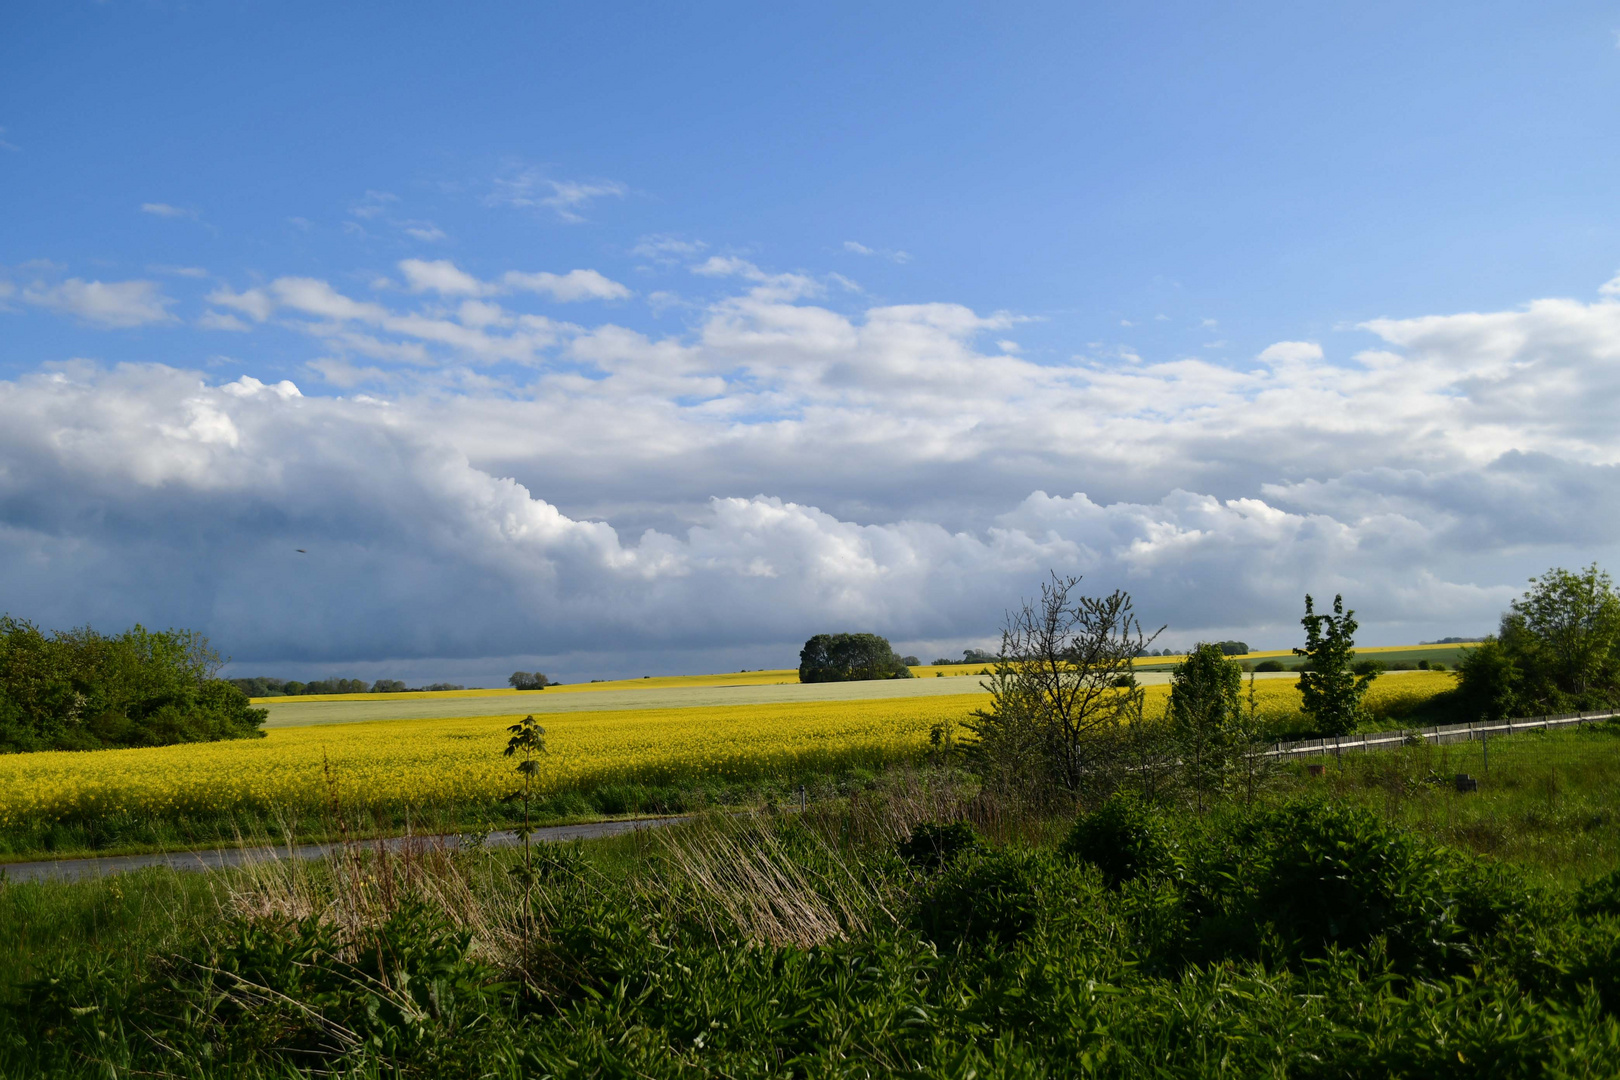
[4,2,1620,683]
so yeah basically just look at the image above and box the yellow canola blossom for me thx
[0,694,980,827]
[0,672,1455,827]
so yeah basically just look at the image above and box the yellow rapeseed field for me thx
[0,694,979,828]
[0,672,1456,829]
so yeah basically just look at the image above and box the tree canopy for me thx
[1454,564,1620,718]
[508,672,552,690]
[798,633,916,683]
[0,616,266,753]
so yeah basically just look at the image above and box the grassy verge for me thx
[0,762,903,863]
[1270,720,1620,883]
[2,754,1618,1078]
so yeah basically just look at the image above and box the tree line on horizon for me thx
[225,676,468,698]
[226,670,559,697]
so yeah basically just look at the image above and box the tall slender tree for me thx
[503,713,547,991]
[1169,643,1242,811]
[1294,594,1375,736]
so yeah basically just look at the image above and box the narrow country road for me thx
[0,816,685,885]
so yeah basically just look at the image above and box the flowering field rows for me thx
[0,673,1455,828]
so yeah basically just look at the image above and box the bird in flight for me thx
[296,549,307,553]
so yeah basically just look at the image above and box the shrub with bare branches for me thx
[966,574,1161,803]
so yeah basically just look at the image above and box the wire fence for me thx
[1265,709,1620,763]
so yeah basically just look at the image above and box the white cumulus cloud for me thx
[5,262,1620,674]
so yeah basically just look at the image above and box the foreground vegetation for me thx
[3,730,1619,1077]
[2,567,1614,1075]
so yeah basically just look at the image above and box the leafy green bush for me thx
[916,849,1044,948]
[1253,659,1286,672]
[1577,867,1620,919]
[1060,794,1182,888]
[897,820,982,871]
[0,616,266,753]
[14,900,503,1072]
[1247,801,1501,973]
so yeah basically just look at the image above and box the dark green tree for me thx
[508,671,551,690]
[0,616,266,753]
[797,633,915,683]
[1499,564,1620,711]
[1294,594,1375,736]
[1445,564,1620,721]
[1452,638,1520,722]
[1169,643,1243,810]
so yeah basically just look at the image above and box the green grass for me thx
[0,764,889,863]
[3,768,1619,1078]
[3,724,1617,1077]
[1273,721,1620,884]
[0,867,221,1005]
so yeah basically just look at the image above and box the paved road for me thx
[0,817,684,885]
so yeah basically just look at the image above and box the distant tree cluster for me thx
[508,671,552,690]
[226,677,465,697]
[1452,564,1620,721]
[799,634,917,683]
[1136,642,1248,658]
[0,616,266,753]
[930,649,998,666]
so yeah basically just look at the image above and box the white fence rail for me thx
[1263,710,1620,762]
